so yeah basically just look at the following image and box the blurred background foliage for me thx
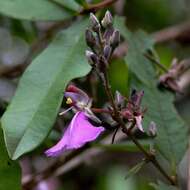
[0,0,189,190]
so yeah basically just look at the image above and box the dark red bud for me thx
[121,110,133,120]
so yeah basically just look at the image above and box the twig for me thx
[49,0,117,14]
[80,0,118,14]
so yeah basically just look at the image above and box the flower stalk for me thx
[102,63,177,186]
[85,11,177,186]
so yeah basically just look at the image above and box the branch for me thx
[80,0,118,14]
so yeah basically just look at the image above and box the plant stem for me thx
[80,0,118,14]
[101,69,177,186]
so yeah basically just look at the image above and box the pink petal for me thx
[45,112,104,157]
[135,115,144,132]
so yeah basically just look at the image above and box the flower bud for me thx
[103,27,114,43]
[90,13,100,32]
[85,29,96,49]
[148,121,157,136]
[121,109,133,120]
[101,10,113,28]
[115,91,125,108]
[85,50,98,66]
[110,30,120,49]
[131,89,144,107]
[103,45,112,60]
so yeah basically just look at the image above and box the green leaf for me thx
[1,19,91,160]
[109,58,128,95]
[150,181,178,190]
[52,0,81,11]
[132,30,154,53]
[0,0,76,21]
[0,127,21,190]
[74,0,87,6]
[114,16,155,87]
[114,16,188,167]
[142,87,188,165]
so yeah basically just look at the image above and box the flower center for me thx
[66,97,73,105]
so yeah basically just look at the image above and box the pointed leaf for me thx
[52,0,81,11]
[0,0,75,21]
[75,0,87,6]
[114,16,155,86]
[142,87,188,165]
[1,19,91,160]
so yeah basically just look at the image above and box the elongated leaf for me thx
[114,16,188,166]
[142,86,188,165]
[0,0,75,21]
[53,0,81,11]
[75,0,87,6]
[1,19,91,160]
[114,17,155,87]
[0,127,21,190]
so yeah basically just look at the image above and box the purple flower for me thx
[45,111,104,157]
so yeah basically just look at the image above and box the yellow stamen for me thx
[66,97,73,104]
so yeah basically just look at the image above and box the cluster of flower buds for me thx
[115,90,157,135]
[85,11,120,73]
[117,89,146,132]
